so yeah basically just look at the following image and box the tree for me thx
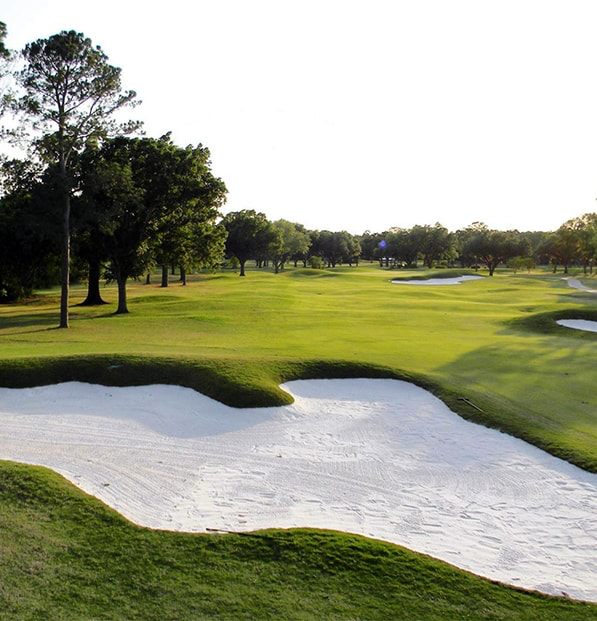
[0,22,8,59]
[411,223,453,268]
[385,227,420,267]
[358,231,385,263]
[461,224,528,276]
[12,30,139,327]
[222,210,277,276]
[0,159,60,300]
[288,223,312,268]
[561,213,597,274]
[270,219,311,273]
[149,141,227,287]
[79,135,226,312]
[312,230,359,268]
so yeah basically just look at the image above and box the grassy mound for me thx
[1,461,594,621]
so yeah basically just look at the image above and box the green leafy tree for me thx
[385,227,420,267]
[461,224,528,276]
[410,223,453,268]
[358,231,385,263]
[312,230,359,268]
[222,210,277,276]
[561,213,597,274]
[148,140,227,287]
[80,136,198,313]
[0,22,8,59]
[270,219,311,273]
[0,159,60,300]
[11,30,139,327]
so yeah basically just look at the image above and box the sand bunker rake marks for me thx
[0,378,596,601]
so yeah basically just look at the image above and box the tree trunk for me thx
[240,259,246,276]
[115,276,129,314]
[80,258,107,305]
[145,272,151,284]
[59,175,70,328]
[180,266,187,286]
[161,265,169,287]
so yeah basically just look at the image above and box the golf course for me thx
[0,264,596,620]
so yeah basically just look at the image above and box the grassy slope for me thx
[1,266,596,470]
[0,266,596,619]
[1,461,595,621]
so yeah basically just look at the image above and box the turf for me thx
[0,264,596,619]
[1,461,595,621]
[1,265,596,470]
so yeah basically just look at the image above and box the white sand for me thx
[564,278,597,294]
[557,319,597,333]
[393,275,483,285]
[0,379,595,601]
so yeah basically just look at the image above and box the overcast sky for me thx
[3,0,597,233]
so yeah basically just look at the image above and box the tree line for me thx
[1,25,597,326]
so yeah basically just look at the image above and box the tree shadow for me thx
[504,308,597,340]
[0,312,61,334]
[435,337,597,471]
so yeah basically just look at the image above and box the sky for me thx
[2,0,597,234]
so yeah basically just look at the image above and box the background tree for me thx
[411,223,453,268]
[561,213,597,274]
[12,30,139,327]
[358,230,385,263]
[270,219,311,273]
[79,135,226,310]
[144,140,227,287]
[0,22,8,58]
[385,227,420,268]
[0,159,60,300]
[312,230,359,268]
[184,221,228,281]
[222,210,277,276]
[461,224,528,276]
[289,223,313,268]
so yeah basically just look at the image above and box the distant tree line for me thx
[1,24,597,320]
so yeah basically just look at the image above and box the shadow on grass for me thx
[0,312,60,333]
[505,308,597,339]
[1,348,595,472]
[435,338,597,473]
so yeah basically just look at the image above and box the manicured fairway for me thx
[0,265,596,620]
[1,266,596,471]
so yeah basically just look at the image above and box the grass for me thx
[0,264,596,619]
[1,265,596,470]
[1,461,595,621]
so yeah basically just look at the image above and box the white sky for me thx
[3,0,597,234]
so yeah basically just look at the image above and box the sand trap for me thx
[393,275,483,285]
[564,278,597,293]
[0,379,595,601]
[556,319,597,333]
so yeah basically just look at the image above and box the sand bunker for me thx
[556,319,597,333]
[564,278,597,293]
[0,379,595,601]
[393,275,482,285]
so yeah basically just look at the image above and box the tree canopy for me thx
[10,30,140,327]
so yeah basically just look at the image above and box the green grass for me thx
[1,461,595,621]
[0,264,596,619]
[1,265,596,470]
